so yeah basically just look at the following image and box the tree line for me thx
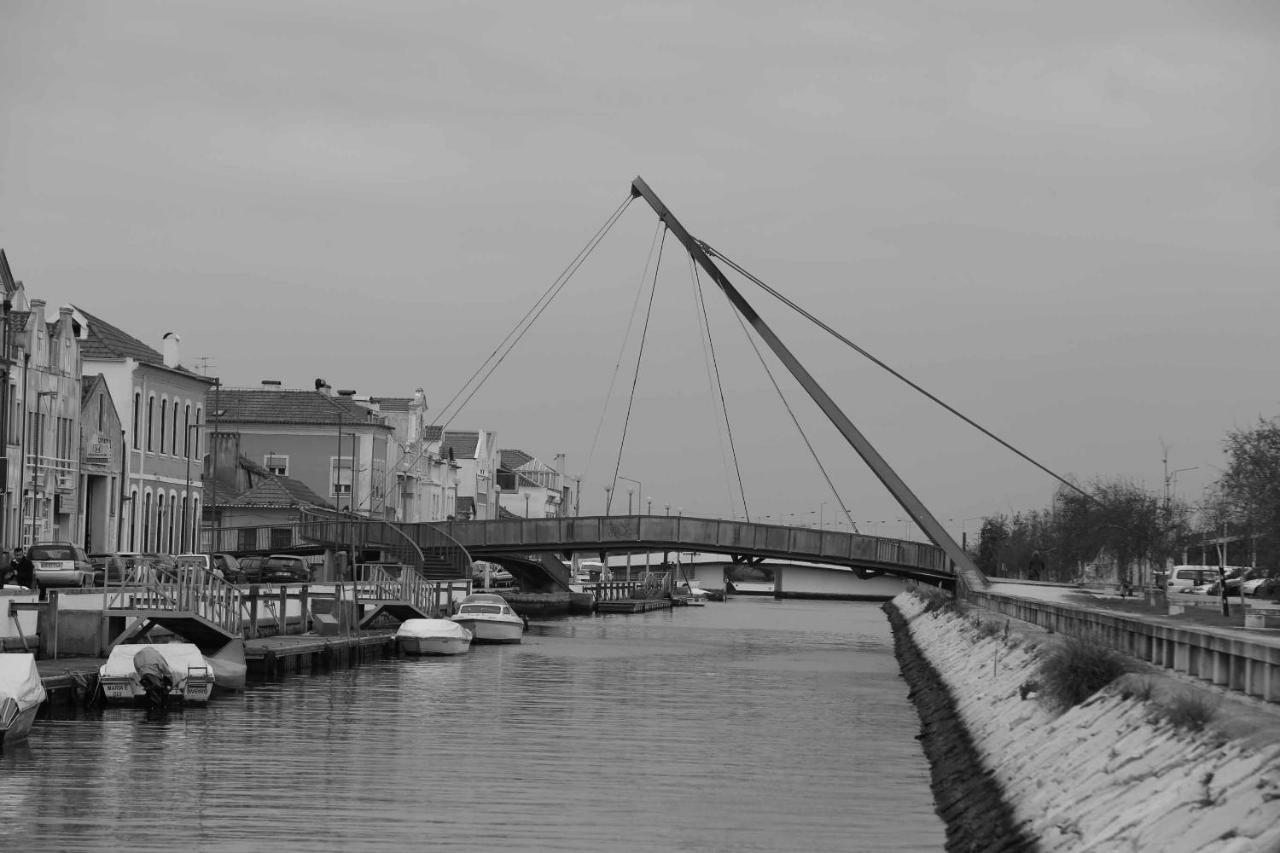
[972,417,1280,582]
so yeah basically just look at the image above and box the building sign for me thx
[86,434,112,465]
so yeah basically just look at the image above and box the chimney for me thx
[336,389,356,397]
[314,378,334,396]
[162,332,181,368]
[261,379,282,387]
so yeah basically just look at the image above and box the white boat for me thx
[396,618,473,656]
[99,643,216,707]
[677,579,710,605]
[0,653,46,746]
[451,593,525,644]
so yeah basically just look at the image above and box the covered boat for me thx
[451,593,525,644]
[0,653,46,746]
[99,643,216,707]
[396,618,473,656]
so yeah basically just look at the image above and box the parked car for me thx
[259,555,313,584]
[1167,566,1233,593]
[233,555,265,583]
[88,552,127,586]
[1242,569,1280,597]
[29,543,94,589]
[212,553,240,580]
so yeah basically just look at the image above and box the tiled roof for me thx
[441,430,479,460]
[423,425,443,442]
[370,397,410,413]
[214,388,388,428]
[212,455,332,508]
[74,306,168,367]
[500,449,533,469]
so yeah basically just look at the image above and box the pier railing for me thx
[354,563,471,617]
[105,566,245,637]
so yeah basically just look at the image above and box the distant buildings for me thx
[0,247,572,553]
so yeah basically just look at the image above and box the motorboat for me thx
[396,618,473,656]
[451,593,525,644]
[99,643,216,708]
[0,653,46,747]
[677,579,710,606]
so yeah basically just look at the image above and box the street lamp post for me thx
[618,476,642,515]
[647,496,652,515]
[604,486,612,516]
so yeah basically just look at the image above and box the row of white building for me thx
[0,250,569,555]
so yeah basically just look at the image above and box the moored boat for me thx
[451,593,525,644]
[99,643,216,708]
[0,653,46,747]
[396,618,473,655]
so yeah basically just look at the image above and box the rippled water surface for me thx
[0,598,942,852]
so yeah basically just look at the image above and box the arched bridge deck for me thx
[422,515,954,583]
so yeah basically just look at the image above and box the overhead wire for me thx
[689,260,750,522]
[687,253,739,518]
[726,295,859,533]
[700,240,1093,501]
[606,227,666,513]
[581,219,665,500]
[428,191,634,432]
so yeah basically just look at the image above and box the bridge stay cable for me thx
[582,219,666,498]
[725,296,859,533]
[686,253,740,519]
[689,260,750,522]
[629,175,986,588]
[428,191,635,433]
[700,240,1092,503]
[606,227,666,514]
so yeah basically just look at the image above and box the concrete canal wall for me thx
[887,591,1280,853]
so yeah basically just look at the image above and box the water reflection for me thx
[0,599,942,852]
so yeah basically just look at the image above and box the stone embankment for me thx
[887,591,1280,853]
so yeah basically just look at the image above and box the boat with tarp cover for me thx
[99,643,216,708]
[0,653,46,746]
[396,618,473,655]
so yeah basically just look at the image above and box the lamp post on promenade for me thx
[183,413,222,553]
[619,476,641,514]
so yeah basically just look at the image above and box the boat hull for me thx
[0,703,39,746]
[451,617,523,644]
[398,635,472,656]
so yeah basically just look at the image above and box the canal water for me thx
[0,598,943,852]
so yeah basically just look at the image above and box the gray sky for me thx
[3,1,1278,538]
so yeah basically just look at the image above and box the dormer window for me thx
[265,454,289,476]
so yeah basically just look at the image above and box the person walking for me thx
[12,547,35,591]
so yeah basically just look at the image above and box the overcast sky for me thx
[3,1,1278,539]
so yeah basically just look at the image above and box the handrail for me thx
[105,566,244,636]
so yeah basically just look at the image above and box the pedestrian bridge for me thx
[415,515,954,585]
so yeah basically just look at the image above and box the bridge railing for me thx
[353,563,471,616]
[434,514,950,576]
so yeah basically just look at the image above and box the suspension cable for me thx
[429,192,634,431]
[690,261,750,522]
[607,228,666,513]
[728,300,858,532]
[582,219,665,497]
[700,240,1091,500]
[687,253,739,517]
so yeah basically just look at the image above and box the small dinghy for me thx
[396,618,473,656]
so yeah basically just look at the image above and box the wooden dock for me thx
[596,598,672,614]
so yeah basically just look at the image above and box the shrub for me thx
[915,585,958,615]
[975,620,1002,639]
[1117,675,1154,702]
[1037,636,1129,711]
[1163,690,1220,732]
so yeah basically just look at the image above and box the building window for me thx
[142,491,152,550]
[238,528,256,552]
[155,493,165,552]
[331,457,352,498]
[133,392,141,449]
[194,407,202,459]
[129,489,138,550]
[146,396,155,451]
[264,454,288,476]
[98,393,104,431]
[158,398,166,454]
[183,404,191,456]
[270,528,293,549]
[171,401,179,455]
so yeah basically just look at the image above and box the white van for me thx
[1166,565,1248,593]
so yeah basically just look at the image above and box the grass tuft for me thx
[1037,636,1129,712]
[1163,690,1220,733]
